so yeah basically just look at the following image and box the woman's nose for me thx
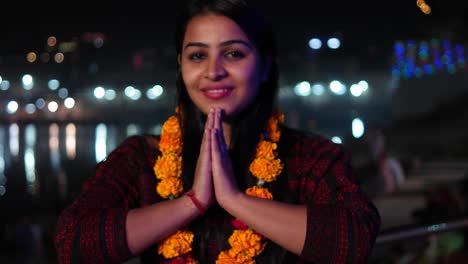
[205,57,227,81]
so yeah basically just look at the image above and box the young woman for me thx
[54,0,381,263]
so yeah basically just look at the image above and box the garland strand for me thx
[154,110,284,263]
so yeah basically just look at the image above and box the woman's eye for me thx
[189,53,206,60]
[225,51,245,59]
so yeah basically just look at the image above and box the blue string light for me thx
[392,39,467,78]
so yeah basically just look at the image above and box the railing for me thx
[376,216,468,244]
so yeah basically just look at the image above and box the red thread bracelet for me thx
[186,190,206,214]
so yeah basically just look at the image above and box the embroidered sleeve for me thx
[291,137,381,263]
[54,136,148,264]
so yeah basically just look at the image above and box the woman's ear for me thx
[177,54,182,66]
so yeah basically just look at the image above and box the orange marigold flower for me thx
[269,129,281,143]
[245,186,273,200]
[223,248,256,264]
[159,133,182,154]
[162,116,181,136]
[275,110,285,123]
[249,158,283,182]
[255,141,276,159]
[158,229,194,259]
[156,177,183,199]
[216,251,238,264]
[228,230,266,259]
[154,153,182,180]
[266,111,283,142]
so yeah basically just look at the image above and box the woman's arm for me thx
[218,138,380,263]
[126,194,200,255]
[54,136,203,264]
[221,193,307,254]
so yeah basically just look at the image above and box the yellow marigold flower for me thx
[246,186,273,200]
[249,158,283,182]
[255,141,276,159]
[228,230,265,259]
[154,153,182,180]
[162,116,181,136]
[156,177,183,199]
[158,229,194,259]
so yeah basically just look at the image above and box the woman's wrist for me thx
[185,190,207,215]
[217,190,244,212]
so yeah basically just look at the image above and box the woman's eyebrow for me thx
[183,39,253,51]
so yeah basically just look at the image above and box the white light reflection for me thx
[327,38,341,49]
[95,124,107,163]
[9,124,20,157]
[331,136,343,144]
[64,98,75,109]
[7,101,19,114]
[65,123,76,160]
[107,125,117,157]
[352,118,365,139]
[22,74,34,90]
[150,124,162,135]
[0,80,10,90]
[308,38,322,50]
[0,127,6,195]
[126,124,141,137]
[24,124,37,195]
[49,123,61,172]
[48,101,59,112]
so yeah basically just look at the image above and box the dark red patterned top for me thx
[54,127,380,263]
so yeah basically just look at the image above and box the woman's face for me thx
[179,13,267,117]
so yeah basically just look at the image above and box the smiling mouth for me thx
[201,88,233,99]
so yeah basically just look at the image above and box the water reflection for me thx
[0,121,165,203]
[9,124,19,158]
[95,123,107,163]
[65,123,76,160]
[0,121,163,262]
[49,123,60,174]
[0,127,6,196]
[24,124,37,195]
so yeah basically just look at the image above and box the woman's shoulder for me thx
[108,134,161,159]
[281,126,349,178]
[281,126,343,156]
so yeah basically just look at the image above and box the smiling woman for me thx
[180,13,267,122]
[53,0,380,263]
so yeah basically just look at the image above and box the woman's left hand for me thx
[210,108,242,207]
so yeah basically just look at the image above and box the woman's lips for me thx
[200,85,233,100]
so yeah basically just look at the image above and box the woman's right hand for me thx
[191,108,215,211]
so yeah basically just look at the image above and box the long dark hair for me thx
[174,0,285,262]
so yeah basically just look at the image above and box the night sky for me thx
[2,1,467,58]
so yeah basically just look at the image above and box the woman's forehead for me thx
[183,13,251,45]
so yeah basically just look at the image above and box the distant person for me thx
[366,126,405,194]
[54,0,380,263]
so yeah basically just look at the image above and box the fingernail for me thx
[210,107,214,113]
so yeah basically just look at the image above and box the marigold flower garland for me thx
[154,110,284,263]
